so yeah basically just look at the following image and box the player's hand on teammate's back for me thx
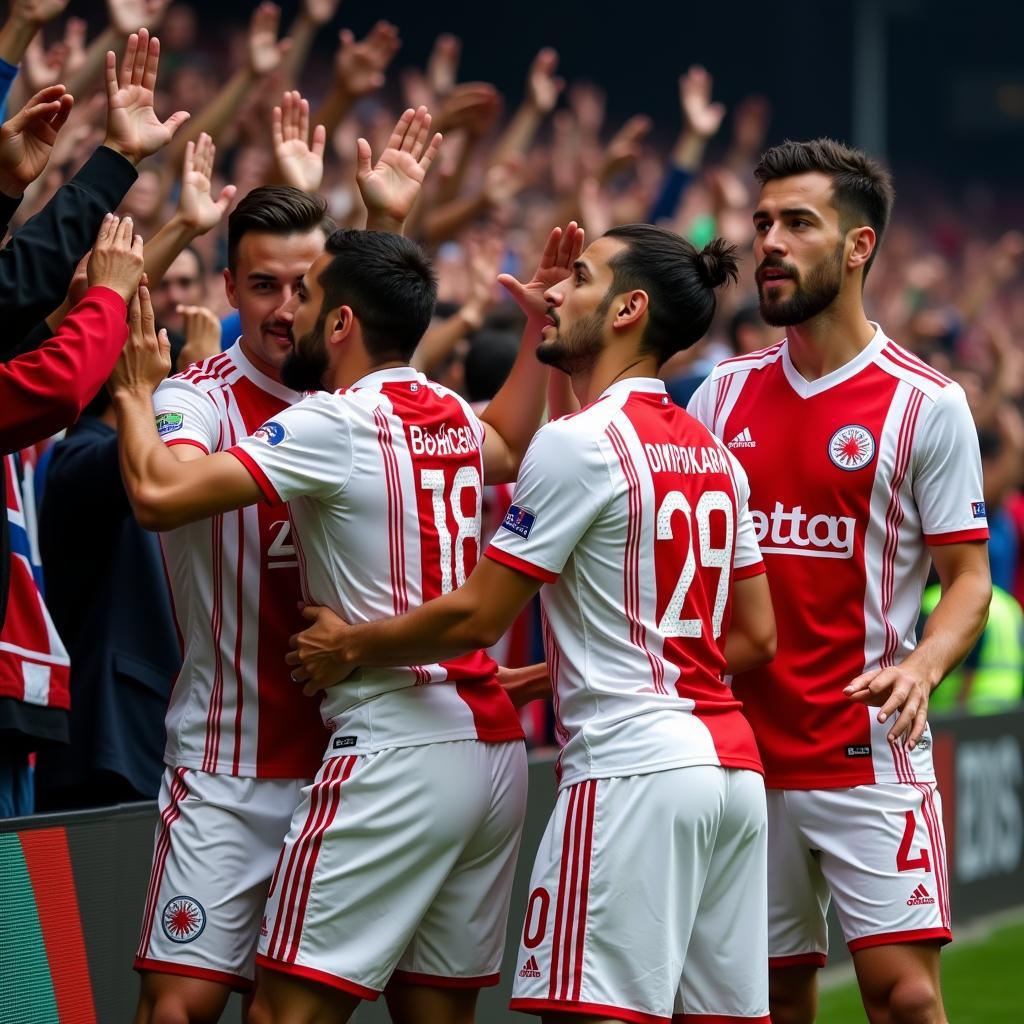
[498,220,584,325]
[356,105,442,234]
[103,27,189,166]
[86,213,145,304]
[109,282,171,396]
[844,663,932,750]
[287,605,357,694]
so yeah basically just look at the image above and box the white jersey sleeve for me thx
[685,373,717,431]
[912,384,989,543]
[229,393,352,504]
[153,376,222,453]
[485,419,611,582]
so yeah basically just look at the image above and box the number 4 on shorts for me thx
[896,810,931,872]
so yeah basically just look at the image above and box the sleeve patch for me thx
[972,501,987,519]
[156,411,184,436]
[501,504,537,539]
[253,420,286,446]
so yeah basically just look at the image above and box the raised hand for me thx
[105,0,170,36]
[178,132,236,234]
[333,20,400,97]
[176,304,222,369]
[460,233,504,329]
[302,0,341,26]
[483,154,526,208]
[20,32,66,92]
[525,48,563,114]
[600,114,652,181]
[0,84,74,196]
[272,90,325,194]
[248,1,290,78]
[110,283,171,397]
[426,33,460,98]
[87,213,145,304]
[356,106,441,232]
[679,65,725,139]
[498,222,584,323]
[104,28,188,165]
[12,0,71,27]
[435,82,501,138]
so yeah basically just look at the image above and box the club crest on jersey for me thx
[155,411,184,436]
[162,896,206,943]
[972,501,987,519]
[254,421,286,446]
[502,504,536,539]
[828,424,876,471]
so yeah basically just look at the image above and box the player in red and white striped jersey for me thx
[114,209,578,1019]
[289,224,778,1024]
[688,139,991,1024]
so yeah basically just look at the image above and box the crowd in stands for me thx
[1,0,1021,817]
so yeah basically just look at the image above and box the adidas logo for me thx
[727,428,756,449]
[519,955,542,978]
[907,884,935,906]
[260,915,269,937]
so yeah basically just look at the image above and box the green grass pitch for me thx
[817,917,1024,1021]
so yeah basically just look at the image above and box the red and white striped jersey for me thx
[485,378,766,789]
[688,326,989,789]
[228,366,523,755]
[153,342,327,778]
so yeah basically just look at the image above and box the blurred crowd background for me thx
[3,0,1023,815]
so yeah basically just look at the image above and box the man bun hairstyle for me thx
[317,228,438,364]
[603,224,738,366]
[754,138,895,276]
[227,185,335,272]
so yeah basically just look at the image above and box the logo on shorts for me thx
[502,504,536,539]
[972,501,987,519]
[155,411,184,436]
[846,745,871,758]
[907,884,935,906]
[162,896,206,943]
[332,735,357,749]
[519,955,542,978]
[260,914,269,938]
[828,425,876,471]
[253,420,286,445]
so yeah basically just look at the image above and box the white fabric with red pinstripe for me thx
[153,342,327,780]
[485,377,765,789]
[764,783,951,966]
[134,766,307,985]
[227,365,523,754]
[510,766,769,1023]
[687,325,988,789]
[255,740,526,996]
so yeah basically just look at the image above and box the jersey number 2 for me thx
[421,467,482,594]
[656,489,733,638]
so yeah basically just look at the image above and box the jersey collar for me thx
[350,365,425,391]
[597,377,668,401]
[780,322,890,399]
[230,339,302,403]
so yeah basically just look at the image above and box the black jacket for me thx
[34,417,179,802]
[0,146,137,743]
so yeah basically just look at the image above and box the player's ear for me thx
[614,289,649,331]
[848,226,876,272]
[328,305,354,346]
[224,268,238,310]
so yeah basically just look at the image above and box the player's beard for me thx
[281,312,330,393]
[757,240,845,327]
[536,301,609,377]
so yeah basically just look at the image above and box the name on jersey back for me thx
[644,443,725,475]
[408,422,479,457]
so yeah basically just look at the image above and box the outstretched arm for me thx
[288,557,542,693]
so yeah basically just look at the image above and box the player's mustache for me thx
[545,307,560,327]
[756,257,799,284]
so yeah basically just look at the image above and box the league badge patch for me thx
[162,895,206,943]
[253,421,286,446]
[156,411,184,436]
[972,501,987,519]
[502,504,536,539]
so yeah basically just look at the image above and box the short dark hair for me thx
[317,229,438,363]
[227,186,334,272]
[602,224,738,365]
[754,138,895,276]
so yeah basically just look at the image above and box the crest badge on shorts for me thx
[828,424,876,471]
[162,895,207,943]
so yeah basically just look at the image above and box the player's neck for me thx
[332,358,409,391]
[785,296,876,382]
[573,351,661,406]
[239,337,284,383]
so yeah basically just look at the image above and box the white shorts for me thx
[767,783,952,968]
[510,766,769,1024]
[135,766,308,989]
[256,739,527,999]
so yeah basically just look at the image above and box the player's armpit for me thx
[723,571,776,675]
[131,450,264,531]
